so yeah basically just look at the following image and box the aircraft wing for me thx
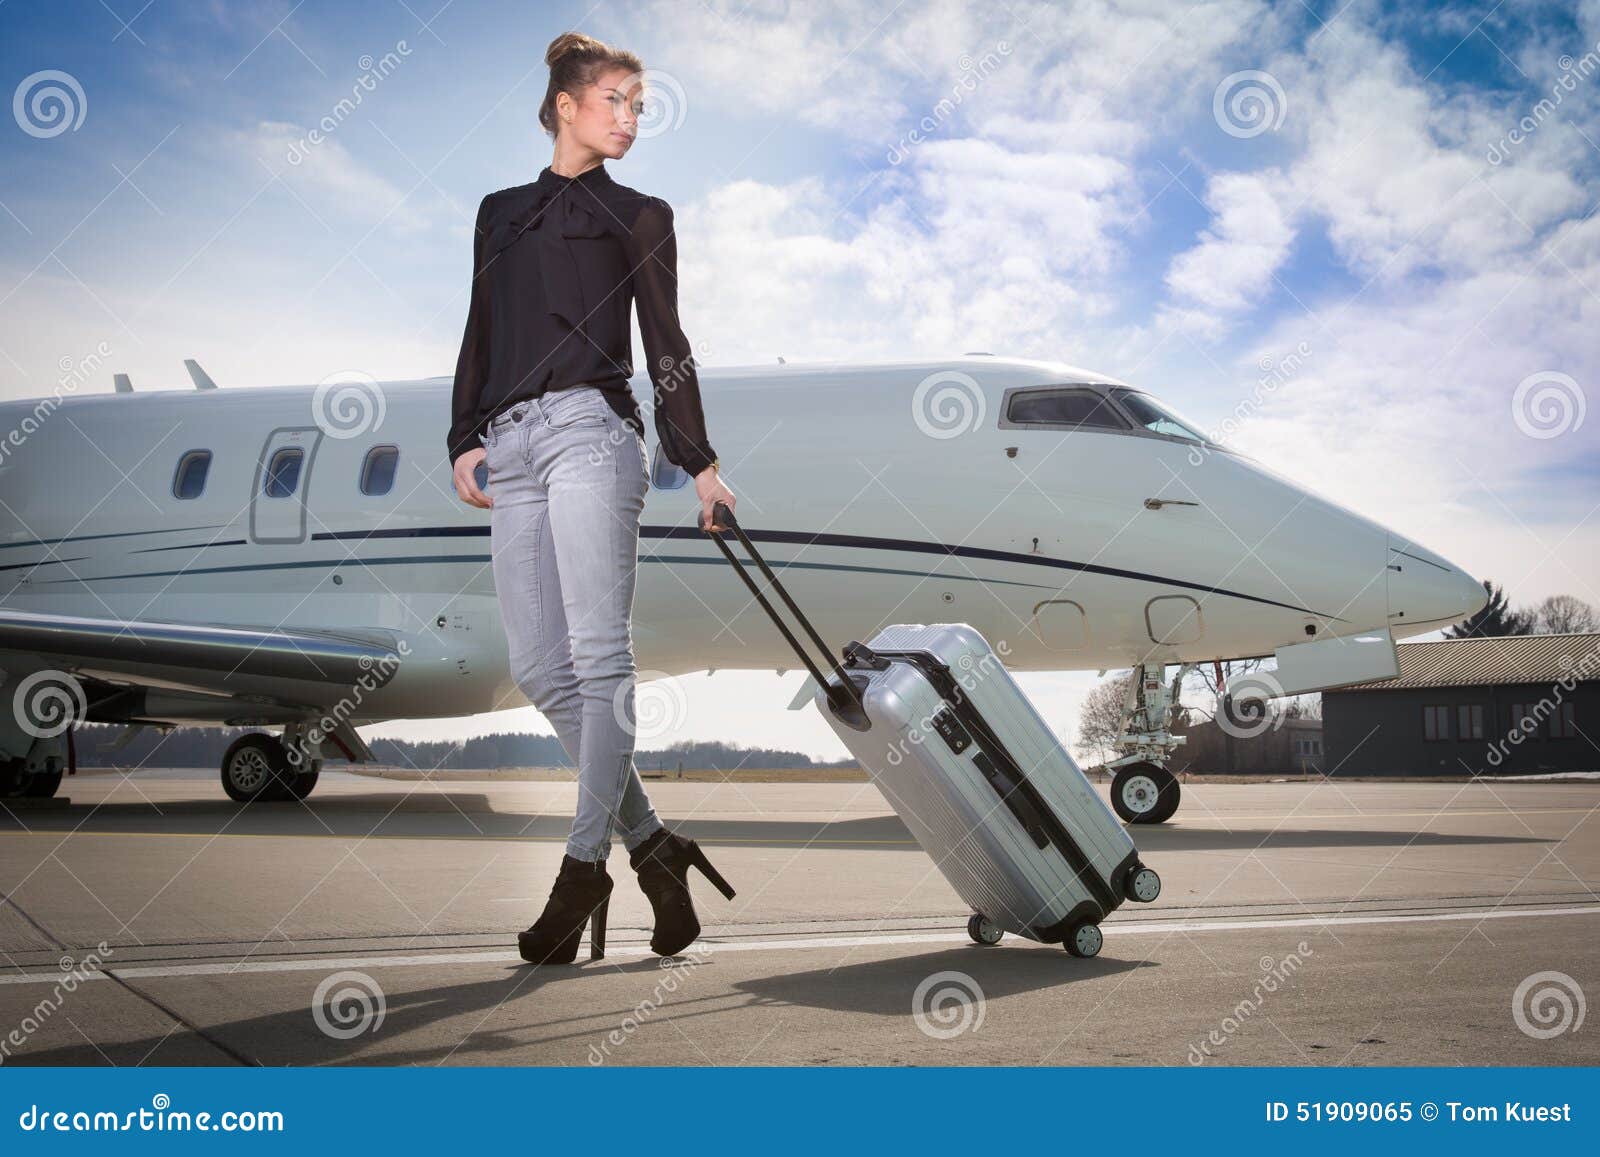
[0,607,406,721]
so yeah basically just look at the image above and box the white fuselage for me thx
[0,356,1483,724]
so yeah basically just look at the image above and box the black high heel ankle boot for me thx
[517,854,613,965]
[629,828,736,957]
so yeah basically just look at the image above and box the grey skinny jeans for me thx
[480,385,664,862]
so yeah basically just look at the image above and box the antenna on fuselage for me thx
[184,359,218,390]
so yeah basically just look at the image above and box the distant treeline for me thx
[68,723,854,773]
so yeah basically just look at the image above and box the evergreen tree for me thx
[1445,580,1532,638]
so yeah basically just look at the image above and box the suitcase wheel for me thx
[1126,866,1162,903]
[1064,922,1103,958]
[966,913,1003,946]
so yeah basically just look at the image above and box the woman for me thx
[446,31,738,966]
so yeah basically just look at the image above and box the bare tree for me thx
[1531,594,1598,635]
[1076,672,1133,764]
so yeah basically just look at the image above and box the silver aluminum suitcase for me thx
[703,504,1161,957]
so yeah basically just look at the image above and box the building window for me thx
[1510,702,1539,740]
[1550,701,1577,740]
[1456,704,1484,740]
[1423,704,1450,741]
[172,450,211,499]
[360,445,399,496]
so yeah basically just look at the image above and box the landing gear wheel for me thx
[1064,922,1103,958]
[285,766,321,801]
[966,913,1003,945]
[1111,762,1180,824]
[220,733,293,803]
[1125,865,1161,903]
[23,768,64,798]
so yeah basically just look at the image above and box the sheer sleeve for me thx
[446,193,494,465]
[624,196,718,477]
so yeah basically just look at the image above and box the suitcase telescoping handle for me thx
[701,501,865,717]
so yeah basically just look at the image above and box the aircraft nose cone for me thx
[1388,538,1485,636]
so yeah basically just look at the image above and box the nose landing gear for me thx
[1106,662,1190,824]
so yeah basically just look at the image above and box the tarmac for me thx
[0,772,1595,1066]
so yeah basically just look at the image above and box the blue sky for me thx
[3,0,1597,758]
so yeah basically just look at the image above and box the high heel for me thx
[517,854,613,965]
[630,828,736,957]
[684,839,737,900]
[589,893,609,960]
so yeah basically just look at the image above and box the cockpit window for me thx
[1112,390,1208,442]
[1003,387,1129,430]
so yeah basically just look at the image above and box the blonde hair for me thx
[539,32,644,138]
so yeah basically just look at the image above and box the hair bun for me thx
[545,31,604,68]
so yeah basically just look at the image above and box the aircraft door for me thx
[250,427,322,544]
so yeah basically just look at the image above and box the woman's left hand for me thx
[695,466,736,532]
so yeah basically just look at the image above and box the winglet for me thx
[184,359,218,390]
[113,373,133,393]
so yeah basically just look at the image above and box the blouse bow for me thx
[488,172,612,330]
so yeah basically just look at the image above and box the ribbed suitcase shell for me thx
[815,622,1143,942]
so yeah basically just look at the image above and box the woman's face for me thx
[558,65,642,159]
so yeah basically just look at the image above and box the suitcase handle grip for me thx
[701,501,864,715]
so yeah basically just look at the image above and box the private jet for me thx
[0,355,1485,818]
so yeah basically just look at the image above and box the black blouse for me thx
[446,161,719,476]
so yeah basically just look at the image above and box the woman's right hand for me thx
[696,466,735,532]
[453,447,492,509]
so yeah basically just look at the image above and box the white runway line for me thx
[2,904,1597,987]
